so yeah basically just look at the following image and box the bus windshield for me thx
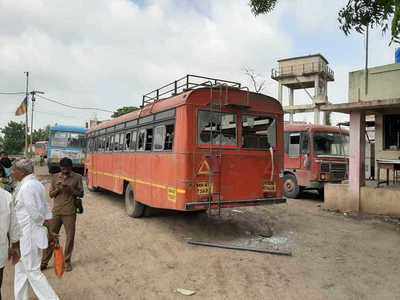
[313,132,349,156]
[50,131,86,148]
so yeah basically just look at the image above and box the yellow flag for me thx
[15,97,27,116]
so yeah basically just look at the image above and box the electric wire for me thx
[36,94,113,113]
[0,92,26,95]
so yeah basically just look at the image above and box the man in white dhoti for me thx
[0,187,20,300]
[12,159,59,300]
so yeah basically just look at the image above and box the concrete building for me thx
[271,54,334,124]
[321,62,400,216]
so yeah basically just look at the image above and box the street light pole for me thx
[29,90,45,156]
[24,72,29,157]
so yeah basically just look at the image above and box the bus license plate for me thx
[263,181,276,192]
[197,182,212,195]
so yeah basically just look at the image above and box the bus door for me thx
[286,132,302,169]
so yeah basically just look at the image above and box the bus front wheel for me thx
[125,184,145,218]
[283,174,300,199]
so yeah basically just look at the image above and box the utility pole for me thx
[24,72,29,157]
[29,90,45,155]
[365,24,369,96]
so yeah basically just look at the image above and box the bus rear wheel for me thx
[125,184,145,218]
[283,174,300,199]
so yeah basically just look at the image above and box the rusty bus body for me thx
[283,123,349,198]
[86,75,286,217]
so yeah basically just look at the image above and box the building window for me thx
[242,115,276,149]
[384,115,400,150]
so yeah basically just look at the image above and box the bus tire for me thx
[125,184,145,218]
[283,174,300,199]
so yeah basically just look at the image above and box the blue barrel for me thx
[396,48,400,63]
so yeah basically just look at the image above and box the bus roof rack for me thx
[142,74,242,107]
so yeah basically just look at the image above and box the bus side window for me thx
[137,129,146,151]
[165,124,174,150]
[289,133,300,157]
[119,133,125,151]
[105,135,110,152]
[301,132,309,154]
[130,131,137,151]
[125,132,131,150]
[145,128,153,151]
[154,125,166,151]
[114,134,120,151]
[110,135,115,152]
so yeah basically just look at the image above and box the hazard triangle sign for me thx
[197,160,211,175]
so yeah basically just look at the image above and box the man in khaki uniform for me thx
[41,157,83,272]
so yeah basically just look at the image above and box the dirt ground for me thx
[3,166,400,299]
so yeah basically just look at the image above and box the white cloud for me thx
[0,0,293,129]
[0,0,398,130]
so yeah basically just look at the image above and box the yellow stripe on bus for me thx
[90,170,186,194]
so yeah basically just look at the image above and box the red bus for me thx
[283,123,349,198]
[86,75,286,217]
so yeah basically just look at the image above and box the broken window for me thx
[198,111,237,145]
[137,129,146,151]
[145,128,153,151]
[153,124,175,151]
[165,124,174,150]
[130,131,137,150]
[154,125,166,151]
[114,133,120,151]
[242,115,276,149]
[125,132,131,150]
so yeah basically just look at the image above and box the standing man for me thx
[42,157,83,272]
[12,159,59,300]
[0,187,20,300]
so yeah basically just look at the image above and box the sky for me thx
[0,0,398,130]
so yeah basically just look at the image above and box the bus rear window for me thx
[198,111,237,146]
[242,116,276,149]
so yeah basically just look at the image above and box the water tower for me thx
[271,54,334,124]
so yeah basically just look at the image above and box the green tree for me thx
[338,0,400,44]
[111,106,139,118]
[249,0,400,43]
[1,121,25,155]
[31,125,50,143]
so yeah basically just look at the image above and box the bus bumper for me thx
[185,198,287,210]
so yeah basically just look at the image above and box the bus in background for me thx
[48,125,87,174]
[283,123,349,198]
[86,75,286,218]
[34,141,48,158]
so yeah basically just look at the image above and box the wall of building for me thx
[324,183,400,216]
[279,56,326,71]
[349,64,400,102]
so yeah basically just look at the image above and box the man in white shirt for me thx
[0,187,20,300]
[12,159,59,300]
